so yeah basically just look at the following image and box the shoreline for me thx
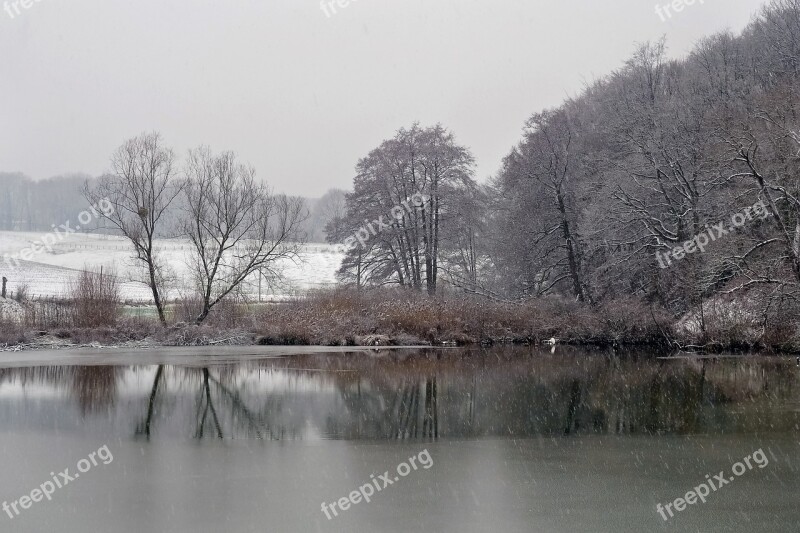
[2,332,797,357]
[0,345,430,368]
[0,343,793,368]
[4,288,799,356]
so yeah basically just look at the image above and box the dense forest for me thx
[330,0,800,332]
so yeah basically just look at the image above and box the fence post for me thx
[1,277,6,299]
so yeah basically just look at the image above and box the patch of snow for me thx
[0,231,343,302]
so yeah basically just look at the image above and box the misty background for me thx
[1,0,766,205]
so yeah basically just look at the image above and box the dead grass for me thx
[0,317,26,346]
[254,288,672,346]
[171,295,255,329]
[2,286,796,352]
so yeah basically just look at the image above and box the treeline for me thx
[0,173,341,243]
[0,173,102,231]
[331,0,800,334]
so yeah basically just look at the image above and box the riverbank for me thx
[2,288,799,354]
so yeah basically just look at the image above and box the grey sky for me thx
[1,0,767,196]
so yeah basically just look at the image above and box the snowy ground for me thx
[0,231,344,302]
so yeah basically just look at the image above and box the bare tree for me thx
[182,147,306,323]
[84,132,181,325]
[492,107,593,302]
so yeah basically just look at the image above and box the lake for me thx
[0,346,797,532]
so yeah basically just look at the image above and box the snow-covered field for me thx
[0,231,344,302]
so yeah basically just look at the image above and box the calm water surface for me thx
[0,346,797,532]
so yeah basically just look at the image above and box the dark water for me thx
[0,346,797,532]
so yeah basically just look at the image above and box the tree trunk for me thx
[430,191,439,296]
[556,188,586,302]
[196,305,211,325]
[143,365,164,438]
[147,259,167,325]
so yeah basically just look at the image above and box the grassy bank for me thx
[253,290,670,347]
[2,288,799,353]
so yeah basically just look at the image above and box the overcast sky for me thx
[1,0,768,196]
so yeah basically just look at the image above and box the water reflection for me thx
[133,365,282,440]
[0,347,796,441]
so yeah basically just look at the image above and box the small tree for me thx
[183,147,306,324]
[84,132,182,325]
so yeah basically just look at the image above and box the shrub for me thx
[69,267,120,328]
[0,317,26,346]
[23,298,74,329]
[12,284,29,303]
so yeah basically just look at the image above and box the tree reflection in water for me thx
[135,365,275,440]
[0,347,795,441]
[72,366,119,416]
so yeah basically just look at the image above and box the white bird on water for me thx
[543,337,558,346]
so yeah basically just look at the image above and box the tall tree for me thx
[84,132,181,324]
[335,123,477,295]
[492,108,591,301]
[182,147,305,323]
